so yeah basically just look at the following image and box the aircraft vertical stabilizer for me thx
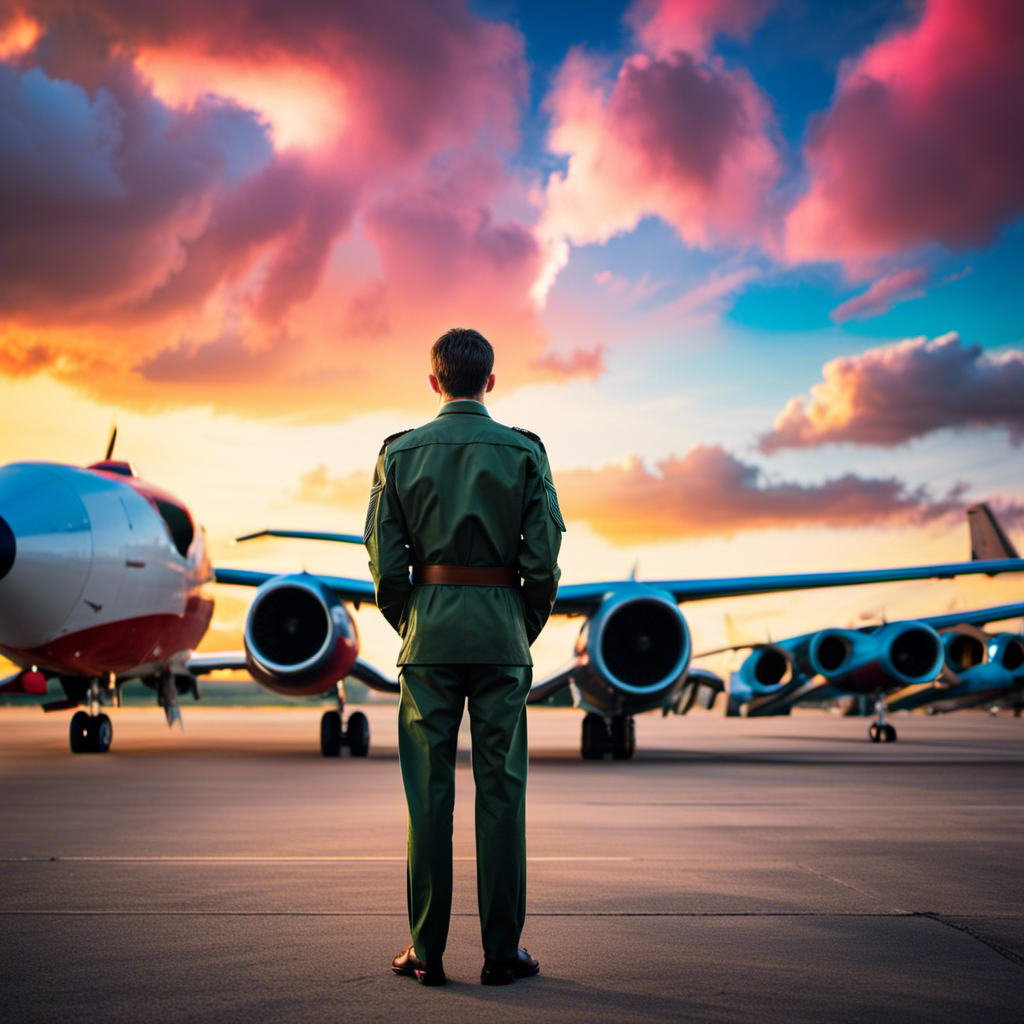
[967,504,1019,561]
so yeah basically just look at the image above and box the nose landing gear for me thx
[68,678,115,753]
[69,710,113,753]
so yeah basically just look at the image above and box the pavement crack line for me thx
[919,913,1024,971]
[0,910,917,918]
[794,862,908,914]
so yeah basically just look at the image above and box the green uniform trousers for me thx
[398,663,532,962]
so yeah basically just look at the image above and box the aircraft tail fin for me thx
[968,503,1019,561]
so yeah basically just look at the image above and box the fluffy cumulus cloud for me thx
[759,333,1024,452]
[556,445,962,543]
[829,266,929,323]
[536,0,780,299]
[626,0,774,58]
[786,0,1024,265]
[0,1,579,416]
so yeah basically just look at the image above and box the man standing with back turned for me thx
[365,328,563,986]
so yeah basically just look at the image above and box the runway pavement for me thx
[1,705,1022,1023]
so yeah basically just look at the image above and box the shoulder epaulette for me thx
[512,426,545,452]
[379,428,413,454]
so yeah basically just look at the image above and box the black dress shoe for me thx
[391,944,446,986]
[480,947,539,985]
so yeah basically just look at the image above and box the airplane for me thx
[3,437,1023,757]
[719,505,1024,739]
[224,507,1024,754]
[0,433,396,754]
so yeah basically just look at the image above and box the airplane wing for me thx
[347,658,400,695]
[214,568,377,606]
[218,557,1024,619]
[187,652,248,674]
[234,529,364,544]
[554,557,1024,615]
[919,602,1024,630]
[187,651,400,695]
[525,661,577,705]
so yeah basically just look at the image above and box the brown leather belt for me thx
[412,565,520,587]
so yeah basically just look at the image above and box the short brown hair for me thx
[431,327,494,398]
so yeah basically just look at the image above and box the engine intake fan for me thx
[244,575,358,697]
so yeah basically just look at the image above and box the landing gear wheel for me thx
[610,715,636,760]
[346,711,370,757]
[883,723,897,743]
[320,710,343,757]
[70,711,91,754]
[869,723,882,743]
[581,713,608,760]
[91,713,113,753]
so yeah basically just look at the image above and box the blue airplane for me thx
[214,505,1024,757]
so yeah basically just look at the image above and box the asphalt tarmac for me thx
[1,705,1022,1023]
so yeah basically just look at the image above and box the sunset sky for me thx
[2,0,1023,675]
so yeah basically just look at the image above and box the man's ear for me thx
[428,373,442,395]
[484,373,495,394]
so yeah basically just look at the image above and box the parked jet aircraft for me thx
[0,436,393,754]
[721,505,1024,738]
[226,506,1024,754]
[2,438,1022,757]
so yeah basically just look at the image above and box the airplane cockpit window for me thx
[155,499,194,558]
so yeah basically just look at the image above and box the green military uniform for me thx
[365,399,563,962]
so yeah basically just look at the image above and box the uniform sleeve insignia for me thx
[379,428,413,454]
[512,426,545,452]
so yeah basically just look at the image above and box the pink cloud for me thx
[542,48,779,257]
[759,333,1024,452]
[654,265,761,326]
[785,0,1024,265]
[829,266,929,323]
[364,156,541,312]
[0,3,567,417]
[626,0,774,58]
[558,445,962,543]
[532,346,605,378]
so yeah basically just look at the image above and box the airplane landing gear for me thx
[581,713,636,760]
[610,714,636,760]
[868,692,897,743]
[69,710,112,753]
[581,713,607,759]
[320,687,370,757]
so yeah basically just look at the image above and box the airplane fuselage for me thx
[0,461,214,680]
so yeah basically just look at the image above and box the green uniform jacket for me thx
[365,399,564,666]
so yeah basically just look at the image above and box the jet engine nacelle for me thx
[939,624,990,682]
[571,586,691,715]
[243,575,358,697]
[888,632,1024,714]
[809,622,943,692]
[986,632,1024,673]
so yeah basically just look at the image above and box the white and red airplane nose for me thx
[0,464,92,648]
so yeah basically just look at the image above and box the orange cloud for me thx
[759,333,1024,452]
[557,446,965,544]
[0,3,596,418]
[294,465,370,509]
[785,0,1024,266]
